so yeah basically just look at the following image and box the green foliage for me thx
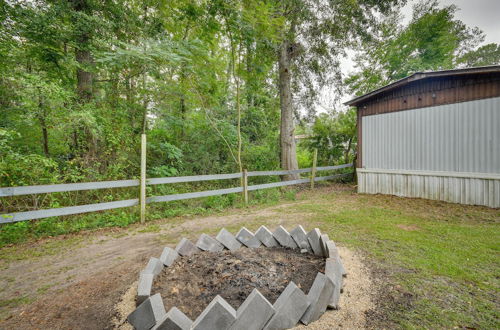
[0,129,60,186]
[296,148,312,169]
[202,194,237,210]
[0,0,494,243]
[0,153,59,187]
[302,108,357,165]
[458,43,500,67]
[0,0,284,200]
[346,0,491,95]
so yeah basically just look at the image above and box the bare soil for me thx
[153,247,325,319]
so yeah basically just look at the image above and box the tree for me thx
[270,0,401,180]
[459,43,500,67]
[346,0,485,96]
[305,108,357,166]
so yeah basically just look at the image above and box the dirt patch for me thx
[363,259,416,329]
[0,261,141,330]
[152,247,325,320]
[396,224,420,231]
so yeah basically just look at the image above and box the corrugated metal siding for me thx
[362,96,500,173]
[358,172,500,208]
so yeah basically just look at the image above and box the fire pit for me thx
[127,225,345,330]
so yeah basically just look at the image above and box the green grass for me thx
[0,295,33,309]
[137,224,161,233]
[0,184,498,328]
[287,190,500,329]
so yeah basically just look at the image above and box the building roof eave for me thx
[344,65,500,107]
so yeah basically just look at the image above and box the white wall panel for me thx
[362,97,500,174]
[357,170,500,208]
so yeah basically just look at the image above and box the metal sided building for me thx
[346,66,500,208]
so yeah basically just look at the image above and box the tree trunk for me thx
[70,0,93,156]
[76,48,93,101]
[72,0,93,101]
[38,94,49,157]
[41,123,49,157]
[345,136,353,164]
[179,69,187,138]
[278,40,299,180]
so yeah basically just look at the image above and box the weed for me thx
[138,224,161,233]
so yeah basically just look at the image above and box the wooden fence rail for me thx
[1,163,353,224]
[0,180,140,197]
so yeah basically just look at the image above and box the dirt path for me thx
[0,187,375,329]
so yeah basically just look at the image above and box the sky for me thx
[332,0,500,107]
[420,0,500,45]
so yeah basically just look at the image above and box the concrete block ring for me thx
[127,225,346,330]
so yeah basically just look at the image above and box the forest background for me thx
[1,0,499,244]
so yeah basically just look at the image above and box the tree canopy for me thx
[345,0,500,96]
[0,0,497,190]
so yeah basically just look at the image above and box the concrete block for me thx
[152,307,192,330]
[128,293,166,330]
[216,228,242,251]
[290,225,312,252]
[272,225,298,249]
[324,240,339,259]
[300,272,335,325]
[196,233,225,252]
[192,295,236,330]
[137,273,154,305]
[337,254,347,276]
[236,227,262,248]
[255,225,279,247]
[144,257,163,275]
[320,234,330,257]
[160,247,179,267]
[322,239,346,276]
[175,238,199,257]
[320,237,344,278]
[306,228,323,256]
[325,258,343,309]
[263,282,309,330]
[229,289,275,330]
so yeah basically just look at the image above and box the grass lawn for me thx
[0,184,498,328]
[290,186,500,329]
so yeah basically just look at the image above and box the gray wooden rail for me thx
[1,164,353,223]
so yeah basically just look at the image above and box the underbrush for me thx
[0,185,299,247]
[0,169,350,247]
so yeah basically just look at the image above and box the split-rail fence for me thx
[1,136,353,223]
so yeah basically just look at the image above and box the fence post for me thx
[310,148,318,189]
[242,169,248,204]
[140,134,147,223]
